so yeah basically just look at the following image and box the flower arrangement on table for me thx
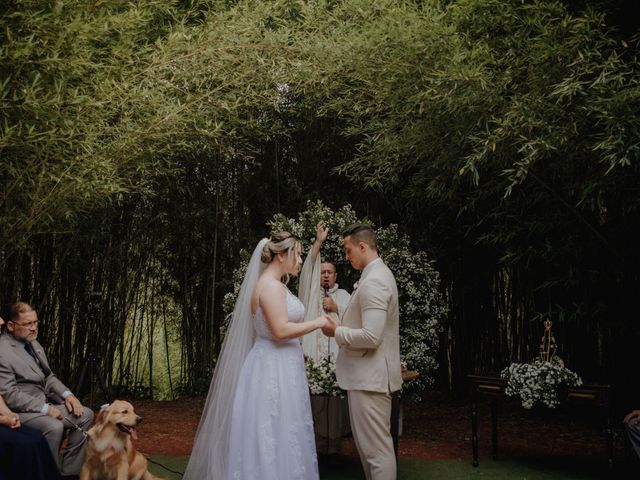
[306,355,344,397]
[501,358,582,409]
[500,319,583,409]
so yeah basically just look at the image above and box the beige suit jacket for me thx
[0,332,69,419]
[335,259,402,393]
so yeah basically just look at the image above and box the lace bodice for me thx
[253,288,305,339]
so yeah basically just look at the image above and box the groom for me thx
[322,224,402,480]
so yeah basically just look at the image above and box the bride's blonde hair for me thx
[261,232,300,283]
[261,232,299,261]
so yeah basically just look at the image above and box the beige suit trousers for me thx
[347,390,396,480]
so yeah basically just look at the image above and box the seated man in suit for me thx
[0,302,94,480]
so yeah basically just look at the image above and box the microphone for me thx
[322,282,329,297]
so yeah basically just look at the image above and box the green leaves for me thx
[2,0,639,393]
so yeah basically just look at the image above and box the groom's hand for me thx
[321,315,338,337]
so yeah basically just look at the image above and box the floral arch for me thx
[225,201,447,400]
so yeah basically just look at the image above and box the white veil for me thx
[298,248,323,361]
[183,238,268,480]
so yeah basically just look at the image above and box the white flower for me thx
[501,359,582,410]
[305,355,344,397]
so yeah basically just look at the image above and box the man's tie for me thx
[24,342,48,374]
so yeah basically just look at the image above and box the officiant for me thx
[299,221,351,454]
[299,222,351,361]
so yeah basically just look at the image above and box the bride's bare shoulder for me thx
[252,278,285,311]
[257,278,285,296]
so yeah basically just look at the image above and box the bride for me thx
[183,233,329,480]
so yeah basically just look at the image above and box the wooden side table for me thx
[468,374,613,468]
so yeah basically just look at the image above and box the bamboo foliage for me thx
[1,0,638,398]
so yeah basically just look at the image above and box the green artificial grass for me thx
[146,454,618,479]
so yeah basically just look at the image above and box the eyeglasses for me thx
[10,320,39,328]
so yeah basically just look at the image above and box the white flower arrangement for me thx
[306,355,344,397]
[500,358,583,409]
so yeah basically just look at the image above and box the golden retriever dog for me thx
[80,400,163,480]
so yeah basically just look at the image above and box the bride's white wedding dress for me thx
[182,239,318,480]
[226,288,319,480]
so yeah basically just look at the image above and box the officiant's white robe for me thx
[298,251,350,362]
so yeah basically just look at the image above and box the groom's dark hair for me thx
[342,224,377,251]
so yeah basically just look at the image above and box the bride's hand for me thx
[315,315,330,329]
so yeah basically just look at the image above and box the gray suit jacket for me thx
[335,259,402,393]
[0,332,69,418]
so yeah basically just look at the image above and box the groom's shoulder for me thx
[374,262,398,291]
[363,264,395,290]
[373,260,394,278]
